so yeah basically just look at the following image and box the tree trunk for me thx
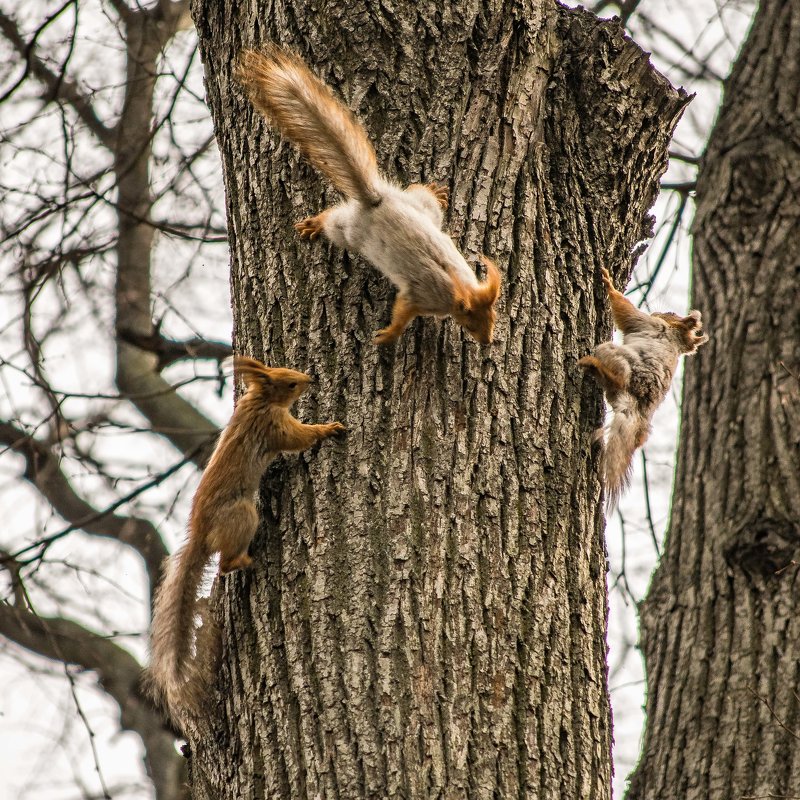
[628,1,800,797]
[188,2,686,796]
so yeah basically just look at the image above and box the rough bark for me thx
[628,1,800,797]
[189,1,687,797]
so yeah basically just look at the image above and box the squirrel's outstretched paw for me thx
[426,183,449,210]
[600,267,616,292]
[325,422,347,438]
[294,216,325,240]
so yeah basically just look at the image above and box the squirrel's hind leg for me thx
[209,499,258,575]
[296,203,359,250]
[578,342,631,399]
[295,210,329,241]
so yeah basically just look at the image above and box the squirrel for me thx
[235,45,501,345]
[146,356,346,717]
[578,268,708,508]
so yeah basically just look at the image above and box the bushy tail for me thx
[145,535,217,718]
[237,46,383,206]
[603,395,651,509]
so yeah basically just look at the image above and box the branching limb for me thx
[118,328,232,370]
[0,600,187,800]
[0,420,171,592]
[0,9,116,148]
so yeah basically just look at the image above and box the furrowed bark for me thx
[188,1,687,796]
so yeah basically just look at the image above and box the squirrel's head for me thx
[652,310,709,354]
[234,357,312,407]
[452,256,501,345]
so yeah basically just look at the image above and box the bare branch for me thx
[0,420,170,592]
[0,9,116,148]
[119,328,232,370]
[0,603,187,800]
[660,180,696,193]
[669,149,700,165]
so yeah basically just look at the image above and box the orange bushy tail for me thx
[145,535,217,717]
[237,46,383,206]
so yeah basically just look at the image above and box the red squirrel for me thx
[236,45,501,345]
[146,357,345,716]
[579,268,708,507]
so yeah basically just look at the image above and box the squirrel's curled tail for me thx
[146,535,217,717]
[602,395,650,509]
[237,46,383,206]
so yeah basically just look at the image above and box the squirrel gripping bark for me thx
[146,357,345,718]
[578,268,708,508]
[236,45,501,345]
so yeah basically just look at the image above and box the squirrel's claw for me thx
[426,182,449,210]
[327,422,347,438]
[294,216,324,240]
[600,267,614,287]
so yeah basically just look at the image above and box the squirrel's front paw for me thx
[325,422,347,438]
[426,182,449,210]
[294,216,324,240]
[600,267,615,291]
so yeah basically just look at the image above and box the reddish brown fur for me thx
[146,356,345,721]
[374,252,500,345]
[450,256,501,345]
[576,354,627,400]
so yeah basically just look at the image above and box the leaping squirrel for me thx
[146,356,345,717]
[579,268,708,507]
[236,45,501,345]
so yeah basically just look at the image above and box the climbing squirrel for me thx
[146,356,345,716]
[236,45,501,345]
[578,268,708,507]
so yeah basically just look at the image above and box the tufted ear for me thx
[234,356,274,388]
[476,255,501,305]
[683,310,702,328]
[456,297,471,315]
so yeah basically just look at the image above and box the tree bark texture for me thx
[628,1,800,798]
[189,2,686,797]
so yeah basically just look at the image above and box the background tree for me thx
[184,0,684,796]
[628,0,800,796]
[584,0,754,786]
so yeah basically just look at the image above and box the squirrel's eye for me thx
[288,382,297,389]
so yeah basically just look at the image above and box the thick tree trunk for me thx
[188,2,686,796]
[628,1,800,798]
